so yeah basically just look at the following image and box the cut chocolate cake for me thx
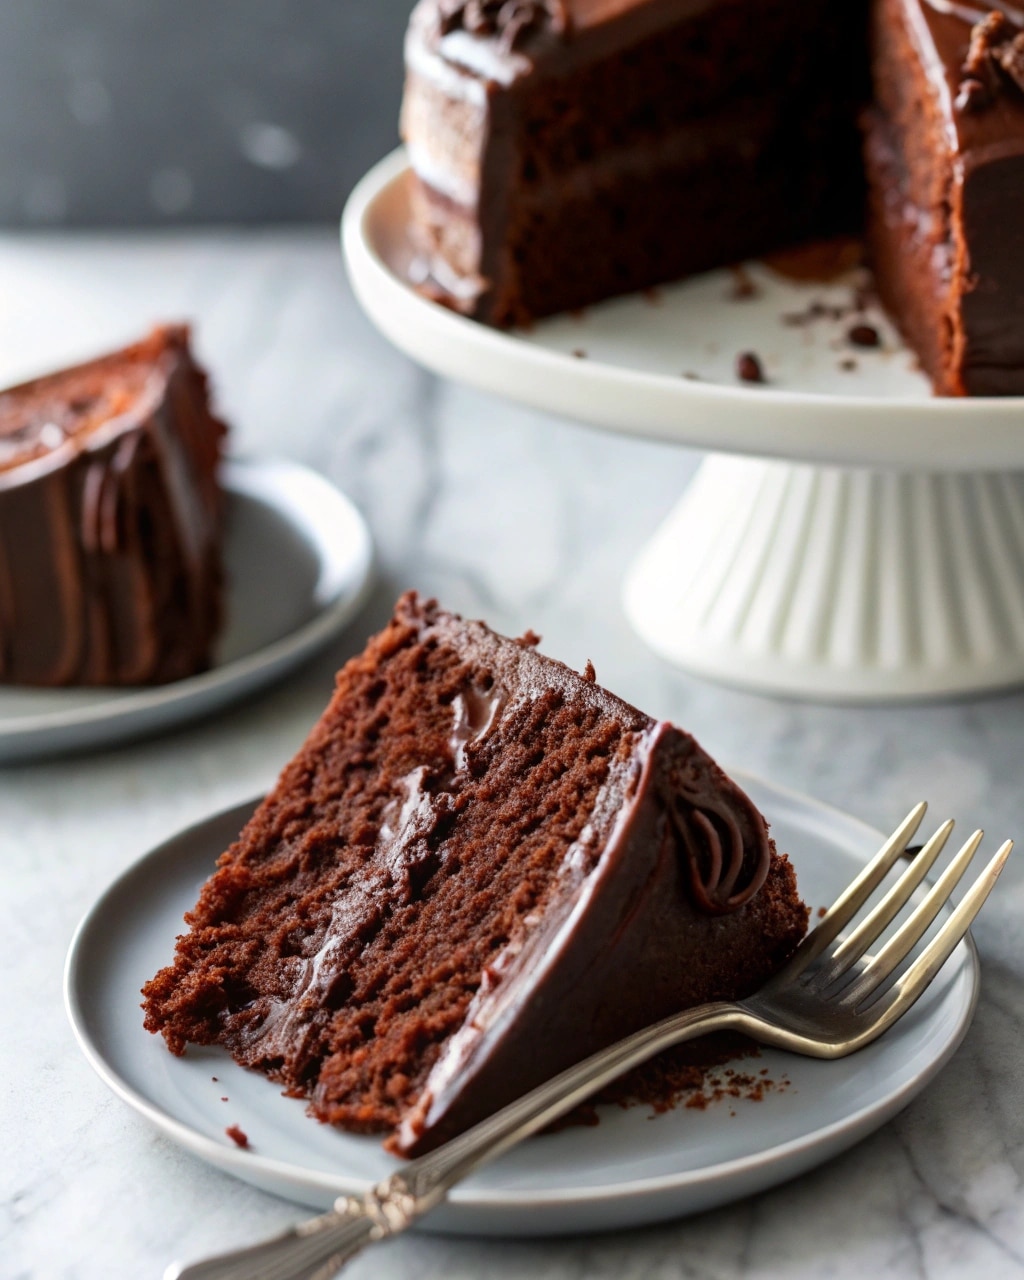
[144,594,808,1156]
[402,0,868,327]
[400,0,1024,395]
[0,326,226,685]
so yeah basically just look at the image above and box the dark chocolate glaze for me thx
[397,720,788,1157]
[0,327,226,685]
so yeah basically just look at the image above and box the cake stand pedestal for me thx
[625,458,1024,700]
[343,149,1024,703]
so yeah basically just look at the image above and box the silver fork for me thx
[167,803,1012,1280]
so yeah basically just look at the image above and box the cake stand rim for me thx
[343,148,1024,474]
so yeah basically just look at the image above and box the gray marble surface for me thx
[3,229,1024,1279]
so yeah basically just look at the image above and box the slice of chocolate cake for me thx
[143,594,807,1157]
[401,0,868,327]
[865,0,1024,395]
[0,325,226,685]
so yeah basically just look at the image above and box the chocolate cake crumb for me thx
[847,323,880,348]
[840,358,858,371]
[225,1125,249,1148]
[572,349,587,359]
[643,286,664,306]
[736,351,766,383]
[728,265,760,301]
[583,660,596,682]
[817,905,828,918]
[782,299,843,327]
[221,1097,229,1102]
[681,371,701,380]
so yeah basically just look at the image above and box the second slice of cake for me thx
[143,594,808,1156]
[0,325,226,685]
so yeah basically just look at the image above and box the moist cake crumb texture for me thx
[144,594,808,1155]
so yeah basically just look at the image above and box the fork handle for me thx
[164,1204,379,1280]
[168,1001,741,1280]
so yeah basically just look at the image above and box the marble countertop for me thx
[3,229,1024,1280]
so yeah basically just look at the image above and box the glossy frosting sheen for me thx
[0,327,226,685]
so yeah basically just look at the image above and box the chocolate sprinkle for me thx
[848,322,881,348]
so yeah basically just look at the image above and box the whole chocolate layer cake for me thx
[0,326,226,685]
[144,594,808,1156]
[401,0,1024,395]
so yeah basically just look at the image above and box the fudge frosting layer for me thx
[0,326,227,685]
[143,594,807,1157]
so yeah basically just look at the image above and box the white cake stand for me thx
[343,149,1024,702]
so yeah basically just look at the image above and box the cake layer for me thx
[403,0,867,326]
[144,594,808,1156]
[0,327,226,685]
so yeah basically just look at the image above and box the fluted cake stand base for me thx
[625,457,1024,701]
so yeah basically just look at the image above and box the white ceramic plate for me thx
[0,457,373,763]
[342,149,1024,471]
[64,777,979,1238]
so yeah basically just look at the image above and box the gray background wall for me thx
[0,2,409,225]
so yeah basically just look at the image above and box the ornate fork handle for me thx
[167,1002,740,1280]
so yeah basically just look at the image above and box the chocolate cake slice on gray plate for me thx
[143,593,808,1156]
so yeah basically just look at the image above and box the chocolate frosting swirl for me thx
[662,752,772,915]
[436,0,571,51]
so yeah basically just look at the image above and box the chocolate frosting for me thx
[436,0,571,51]
[0,327,226,685]
[917,0,1024,157]
[395,718,781,1156]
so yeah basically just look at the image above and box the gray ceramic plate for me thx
[0,457,373,763]
[64,777,979,1238]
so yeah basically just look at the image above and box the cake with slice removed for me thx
[143,593,808,1156]
[400,0,1024,395]
[0,325,226,685]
